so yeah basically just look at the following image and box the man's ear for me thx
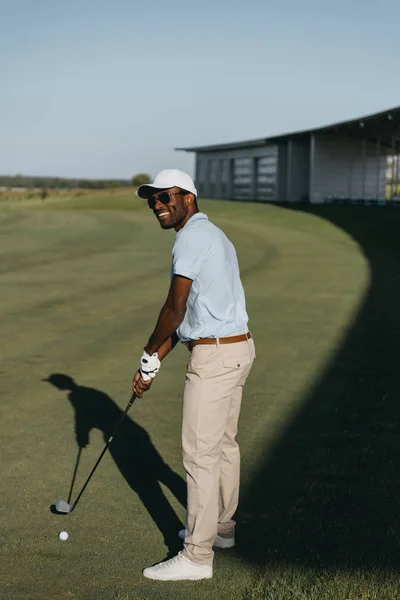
[185,193,195,206]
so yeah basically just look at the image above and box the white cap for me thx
[136,169,197,199]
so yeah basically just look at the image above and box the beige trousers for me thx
[181,337,255,565]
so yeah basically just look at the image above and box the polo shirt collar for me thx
[176,212,208,236]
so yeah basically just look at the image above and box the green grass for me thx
[386,182,400,199]
[0,186,142,210]
[1,193,400,599]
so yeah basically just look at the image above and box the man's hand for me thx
[76,431,89,449]
[132,370,153,398]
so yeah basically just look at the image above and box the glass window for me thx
[256,153,277,201]
[233,158,253,199]
[210,159,218,183]
[196,160,204,183]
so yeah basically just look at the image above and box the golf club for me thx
[67,447,82,504]
[55,393,137,513]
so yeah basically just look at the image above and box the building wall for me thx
[277,141,288,202]
[194,133,388,204]
[287,138,310,202]
[195,145,279,201]
[310,134,387,203]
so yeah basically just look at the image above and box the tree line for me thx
[0,173,151,190]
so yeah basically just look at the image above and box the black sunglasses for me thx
[147,190,183,210]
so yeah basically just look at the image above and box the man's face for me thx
[149,187,189,230]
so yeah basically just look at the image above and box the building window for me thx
[221,159,230,183]
[233,158,253,199]
[257,154,277,201]
[206,159,218,196]
[197,160,204,183]
[210,159,218,182]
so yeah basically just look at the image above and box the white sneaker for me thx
[143,552,212,581]
[178,529,235,549]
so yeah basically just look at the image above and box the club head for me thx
[55,499,72,513]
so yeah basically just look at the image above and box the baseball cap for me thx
[136,169,197,199]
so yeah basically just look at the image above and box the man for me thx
[132,169,255,581]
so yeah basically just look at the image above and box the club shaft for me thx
[67,447,82,504]
[71,394,137,511]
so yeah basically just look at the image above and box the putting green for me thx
[1,194,382,599]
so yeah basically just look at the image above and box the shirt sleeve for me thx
[172,230,213,281]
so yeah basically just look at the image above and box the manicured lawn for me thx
[1,194,399,599]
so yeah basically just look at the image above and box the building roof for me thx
[177,105,400,153]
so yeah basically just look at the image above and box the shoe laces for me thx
[156,552,184,570]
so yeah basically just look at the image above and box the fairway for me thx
[2,193,400,599]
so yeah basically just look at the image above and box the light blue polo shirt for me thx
[171,212,249,343]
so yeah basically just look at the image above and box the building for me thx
[178,106,400,204]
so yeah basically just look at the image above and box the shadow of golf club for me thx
[45,374,186,555]
[67,447,82,504]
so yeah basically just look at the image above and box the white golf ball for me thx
[58,530,69,541]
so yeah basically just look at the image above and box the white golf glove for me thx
[139,350,161,382]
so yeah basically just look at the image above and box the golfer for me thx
[132,169,255,581]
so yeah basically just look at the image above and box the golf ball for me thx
[58,530,69,541]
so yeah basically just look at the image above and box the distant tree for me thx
[40,189,48,200]
[132,173,151,187]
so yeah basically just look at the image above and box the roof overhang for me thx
[176,105,400,153]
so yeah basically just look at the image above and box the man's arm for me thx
[132,276,192,398]
[144,275,192,355]
[157,332,180,361]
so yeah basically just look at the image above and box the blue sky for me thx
[1,0,400,179]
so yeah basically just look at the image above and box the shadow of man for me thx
[45,373,186,556]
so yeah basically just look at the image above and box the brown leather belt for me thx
[187,332,252,351]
